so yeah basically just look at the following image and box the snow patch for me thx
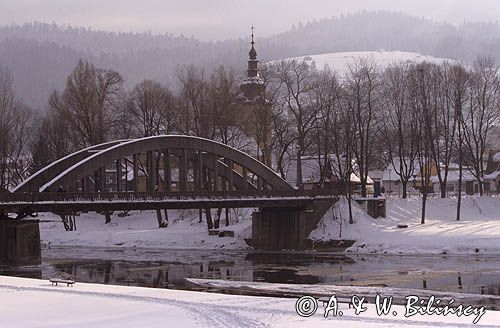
[40,208,253,250]
[274,51,451,76]
[311,195,500,255]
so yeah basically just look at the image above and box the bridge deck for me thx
[0,190,341,213]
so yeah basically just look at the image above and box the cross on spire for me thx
[246,25,259,75]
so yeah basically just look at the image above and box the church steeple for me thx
[247,26,259,78]
[237,26,273,168]
[241,26,265,100]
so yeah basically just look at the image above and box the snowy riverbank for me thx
[39,208,253,250]
[1,275,498,327]
[39,196,500,255]
[312,195,500,255]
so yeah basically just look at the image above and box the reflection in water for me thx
[1,247,500,297]
[50,259,253,289]
[0,265,42,280]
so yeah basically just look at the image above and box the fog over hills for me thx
[1,11,500,109]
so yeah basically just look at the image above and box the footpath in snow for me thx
[0,275,499,327]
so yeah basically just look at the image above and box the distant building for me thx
[484,149,500,193]
[286,154,373,192]
[370,158,484,196]
[429,169,477,195]
[369,157,415,195]
[236,27,273,167]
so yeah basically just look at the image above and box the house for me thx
[429,170,477,195]
[286,154,373,193]
[483,149,500,193]
[369,157,416,195]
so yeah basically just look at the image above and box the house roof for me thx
[286,154,371,186]
[370,157,415,182]
[485,171,500,180]
[493,152,500,163]
[430,171,476,183]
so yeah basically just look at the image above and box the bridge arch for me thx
[31,135,292,193]
[14,140,129,193]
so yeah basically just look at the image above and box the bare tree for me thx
[275,59,319,189]
[260,63,295,178]
[411,64,434,224]
[382,62,418,198]
[208,66,246,229]
[178,66,213,229]
[31,110,73,173]
[49,59,124,148]
[0,66,33,189]
[446,63,470,220]
[127,79,176,137]
[246,64,278,167]
[208,66,241,145]
[270,106,296,178]
[344,58,384,197]
[177,65,215,139]
[423,62,458,198]
[462,57,500,195]
[318,68,356,224]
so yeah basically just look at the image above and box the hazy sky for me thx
[1,0,500,40]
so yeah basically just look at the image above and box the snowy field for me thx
[275,51,450,74]
[0,275,499,328]
[312,196,500,255]
[39,195,500,255]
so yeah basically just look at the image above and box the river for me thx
[2,246,500,296]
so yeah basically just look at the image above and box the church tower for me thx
[240,26,265,100]
[238,27,272,168]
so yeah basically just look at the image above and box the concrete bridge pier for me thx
[0,219,41,265]
[251,209,308,250]
[250,198,338,251]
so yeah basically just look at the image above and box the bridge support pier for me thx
[0,219,41,265]
[251,209,307,250]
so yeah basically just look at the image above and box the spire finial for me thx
[247,25,258,74]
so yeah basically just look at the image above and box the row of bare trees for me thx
[29,61,249,173]
[0,66,32,190]
[258,57,499,224]
[3,56,500,225]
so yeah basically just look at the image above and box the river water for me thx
[2,246,500,296]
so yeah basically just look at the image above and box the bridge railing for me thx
[0,185,346,203]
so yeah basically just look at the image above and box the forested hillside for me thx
[1,11,500,109]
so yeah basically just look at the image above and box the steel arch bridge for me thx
[15,135,293,194]
[3,135,344,250]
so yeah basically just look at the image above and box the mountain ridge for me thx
[1,11,499,109]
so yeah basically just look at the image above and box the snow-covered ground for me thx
[275,51,451,74]
[1,275,498,327]
[311,196,500,255]
[40,195,500,255]
[40,208,252,250]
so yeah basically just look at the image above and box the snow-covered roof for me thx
[370,157,415,182]
[286,154,371,186]
[240,76,264,85]
[349,172,371,183]
[493,152,500,163]
[485,171,500,180]
[430,171,476,183]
